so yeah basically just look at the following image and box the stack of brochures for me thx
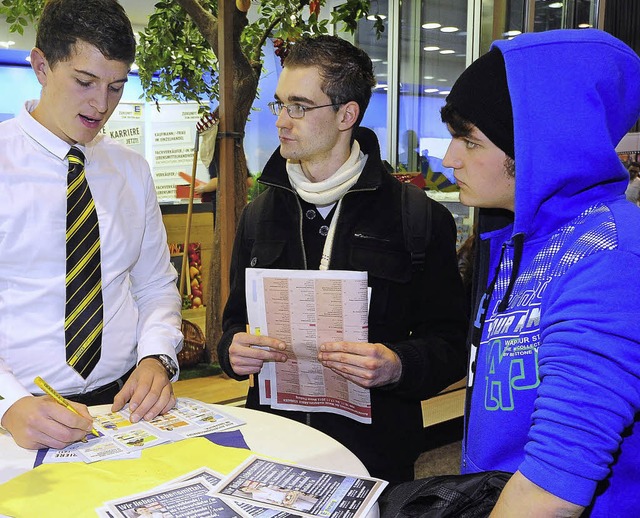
[39,397,245,464]
[97,456,387,518]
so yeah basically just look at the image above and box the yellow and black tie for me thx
[65,146,103,378]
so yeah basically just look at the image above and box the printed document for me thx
[217,455,387,518]
[245,268,371,423]
[101,457,386,518]
[38,398,245,464]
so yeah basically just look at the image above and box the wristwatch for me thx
[144,354,178,378]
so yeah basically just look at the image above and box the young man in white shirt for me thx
[0,0,183,450]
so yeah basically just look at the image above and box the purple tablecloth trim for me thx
[203,430,249,450]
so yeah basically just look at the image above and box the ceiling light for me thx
[423,75,434,80]
[549,2,563,8]
[424,88,439,93]
[439,90,451,95]
[422,22,441,29]
[439,49,455,54]
[367,14,387,20]
[371,58,382,62]
[437,78,448,82]
[578,23,592,28]
[504,30,522,37]
[440,26,459,33]
[423,46,440,52]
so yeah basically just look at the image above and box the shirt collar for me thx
[17,100,88,164]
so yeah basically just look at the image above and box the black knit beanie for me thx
[446,47,514,159]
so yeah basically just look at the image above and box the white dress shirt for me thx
[0,101,183,421]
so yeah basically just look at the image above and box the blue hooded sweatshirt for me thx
[463,30,640,515]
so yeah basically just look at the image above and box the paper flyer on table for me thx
[216,455,387,518]
[234,501,302,518]
[37,398,245,464]
[104,476,248,518]
[99,467,299,518]
[157,466,226,489]
[246,268,372,423]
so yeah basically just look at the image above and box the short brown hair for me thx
[36,0,136,67]
[284,35,375,127]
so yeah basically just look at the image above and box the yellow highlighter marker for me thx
[34,376,99,437]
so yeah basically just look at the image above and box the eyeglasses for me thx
[268,101,343,119]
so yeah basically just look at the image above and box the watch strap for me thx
[144,354,178,378]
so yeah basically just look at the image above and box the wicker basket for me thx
[178,319,206,368]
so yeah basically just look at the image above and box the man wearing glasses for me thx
[217,35,468,483]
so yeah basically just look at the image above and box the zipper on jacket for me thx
[260,178,378,269]
[294,195,307,269]
[463,242,507,465]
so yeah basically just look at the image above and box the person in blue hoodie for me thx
[439,30,640,516]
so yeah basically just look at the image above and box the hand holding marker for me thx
[34,376,100,437]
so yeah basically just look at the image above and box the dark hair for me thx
[441,102,516,178]
[284,35,375,127]
[36,0,136,67]
[441,103,473,139]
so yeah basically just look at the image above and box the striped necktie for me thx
[65,146,103,378]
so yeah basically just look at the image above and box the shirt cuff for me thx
[0,371,33,427]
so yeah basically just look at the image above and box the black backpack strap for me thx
[378,470,511,518]
[402,182,432,270]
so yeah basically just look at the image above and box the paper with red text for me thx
[245,268,371,423]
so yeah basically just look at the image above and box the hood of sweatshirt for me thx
[491,29,640,240]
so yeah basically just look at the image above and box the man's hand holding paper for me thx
[318,341,402,388]
[229,332,288,376]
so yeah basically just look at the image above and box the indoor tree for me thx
[1,0,383,362]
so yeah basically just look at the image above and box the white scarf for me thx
[286,141,368,270]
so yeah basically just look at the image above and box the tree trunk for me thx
[205,136,250,362]
[205,67,259,363]
[176,0,261,363]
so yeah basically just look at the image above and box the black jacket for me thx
[218,127,468,482]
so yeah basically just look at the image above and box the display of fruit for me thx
[392,173,415,183]
[235,0,251,12]
[184,242,204,309]
[273,38,291,67]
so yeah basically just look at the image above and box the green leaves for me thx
[136,1,218,107]
[331,0,372,33]
[0,0,43,36]
[2,0,381,110]
[135,0,380,107]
